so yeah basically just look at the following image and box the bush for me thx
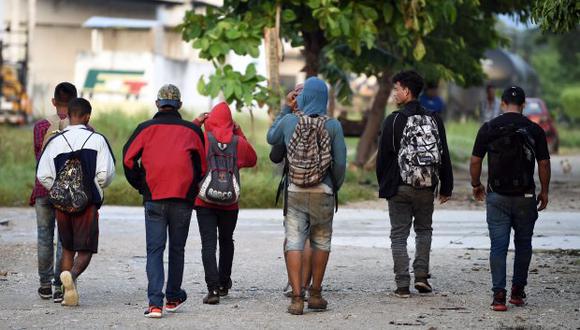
[561,86,580,122]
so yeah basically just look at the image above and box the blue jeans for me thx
[145,201,192,307]
[35,197,62,287]
[486,192,538,293]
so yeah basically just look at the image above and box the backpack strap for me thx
[60,132,74,152]
[80,132,95,150]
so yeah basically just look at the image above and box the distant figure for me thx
[480,84,502,123]
[470,86,551,312]
[419,81,445,114]
[37,98,116,307]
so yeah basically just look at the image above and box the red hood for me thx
[205,102,234,143]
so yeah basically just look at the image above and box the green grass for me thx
[559,126,580,150]
[0,109,375,207]
[445,120,480,164]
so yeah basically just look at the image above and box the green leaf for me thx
[382,3,394,23]
[282,9,297,22]
[209,44,222,58]
[225,29,242,40]
[197,77,206,95]
[223,82,234,99]
[413,38,426,61]
[245,64,257,79]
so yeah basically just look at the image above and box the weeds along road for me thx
[1,207,579,329]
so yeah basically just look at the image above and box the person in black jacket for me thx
[376,70,453,298]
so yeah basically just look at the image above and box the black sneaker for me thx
[394,287,411,298]
[38,286,52,299]
[509,285,526,306]
[203,289,220,305]
[491,289,508,311]
[415,278,433,293]
[53,286,63,303]
[219,279,232,297]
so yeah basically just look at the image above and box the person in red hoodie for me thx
[193,102,257,305]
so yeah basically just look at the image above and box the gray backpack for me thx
[198,132,240,205]
[397,111,442,188]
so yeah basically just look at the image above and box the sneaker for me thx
[53,286,64,303]
[38,286,52,299]
[144,305,163,318]
[60,271,79,306]
[165,296,187,313]
[509,285,526,306]
[394,287,411,298]
[491,289,508,311]
[202,289,220,305]
[307,287,328,310]
[415,278,433,293]
[287,295,304,315]
[219,279,232,297]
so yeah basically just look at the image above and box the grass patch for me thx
[445,120,480,164]
[0,109,375,208]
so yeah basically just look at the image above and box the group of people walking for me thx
[32,69,550,318]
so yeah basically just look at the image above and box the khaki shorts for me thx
[284,191,334,252]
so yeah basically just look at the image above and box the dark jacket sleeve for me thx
[434,114,453,196]
[376,115,395,184]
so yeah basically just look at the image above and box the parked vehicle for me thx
[524,98,559,154]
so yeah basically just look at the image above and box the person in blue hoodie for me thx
[267,77,346,315]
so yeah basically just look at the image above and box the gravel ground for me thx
[1,206,579,329]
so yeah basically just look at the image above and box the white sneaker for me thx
[60,271,79,306]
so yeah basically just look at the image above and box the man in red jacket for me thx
[193,102,257,304]
[123,84,206,318]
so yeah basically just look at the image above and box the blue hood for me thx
[297,77,328,116]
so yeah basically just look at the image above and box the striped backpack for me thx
[286,112,332,187]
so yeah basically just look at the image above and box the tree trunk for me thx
[265,4,281,119]
[301,29,325,77]
[354,70,392,167]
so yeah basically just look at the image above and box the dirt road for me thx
[1,207,579,329]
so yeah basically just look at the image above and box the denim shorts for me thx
[284,191,334,252]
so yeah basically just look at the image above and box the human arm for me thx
[266,105,292,145]
[537,159,550,211]
[435,115,453,201]
[96,136,116,189]
[36,143,56,190]
[329,121,347,190]
[122,126,145,192]
[470,124,489,201]
[236,135,257,169]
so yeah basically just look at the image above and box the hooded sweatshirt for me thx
[266,77,347,191]
[194,102,258,210]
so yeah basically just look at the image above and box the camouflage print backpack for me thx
[397,111,442,188]
[48,132,94,213]
[286,112,332,187]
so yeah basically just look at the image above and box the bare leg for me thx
[286,251,303,296]
[71,252,93,280]
[302,240,313,289]
[61,249,75,273]
[310,249,330,290]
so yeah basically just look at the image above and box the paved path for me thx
[1,207,579,329]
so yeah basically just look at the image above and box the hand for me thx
[537,190,549,211]
[472,184,486,201]
[286,90,298,110]
[439,195,450,204]
[196,112,209,124]
[233,121,240,132]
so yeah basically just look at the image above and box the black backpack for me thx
[48,132,94,213]
[198,132,240,205]
[487,124,535,195]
